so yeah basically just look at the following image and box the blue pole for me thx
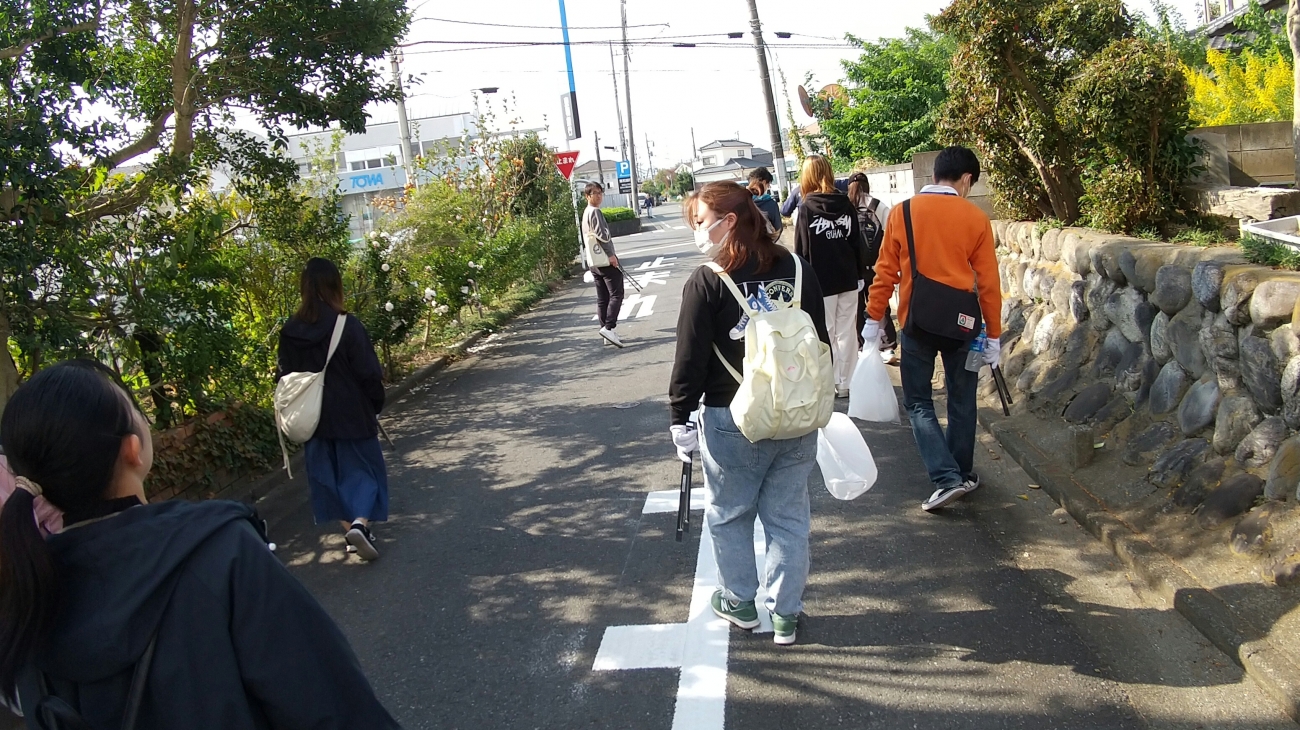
[559,0,576,94]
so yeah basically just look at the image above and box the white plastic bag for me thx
[816,413,878,500]
[847,347,900,423]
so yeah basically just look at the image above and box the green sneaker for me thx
[772,613,798,646]
[710,590,760,630]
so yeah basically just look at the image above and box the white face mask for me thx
[694,218,726,253]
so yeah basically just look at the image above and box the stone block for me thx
[1085,273,1117,331]
[1178,377,1221,435]
[1151,265,1193,315]
[1237,416,1288,469]
[1064,382,1113,423]
[992,220,1008,248]
[1116,346,1151,393]
[1038,268,1056,301]
[1199,473,1265,529]
[1096,244,1128,286]
[1213,395,1262,455]
[1051,276,1072,316]
[1069,279,1088,323]
[1150,361,1191,415]
[1283,355,1300,408]
[1150,438,1211,489]
[1168,302,1209,378]
[1265,435,1300,500]
[1059,323,1098,371]
[1119,249,1140,290]
[1223,268,1261,326]
[1041,228,1062,262]
[1192,260,1225,312]
[1107,288,1147,344]
[1240,336,1284,413]
[1123,421,1180,466]
[1230,504,1277,555]
[1189,185,1300,221]
[1271,324,1300,364]
[1249,276,1300,328]
[1150,311,1172,365]
[1061,229,1092,276]
[1172,458,1225,509]
[1095,395,1134,433]
[1094,328,1139,378]
[1032,311,1058,355]
[1069,424,1094,469]
[1200,313,1239,361]
[1132,247,1179,294]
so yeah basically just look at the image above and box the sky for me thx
[385,0,1206,172]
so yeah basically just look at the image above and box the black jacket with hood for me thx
[277,303,385,441]
[16,499,400,729]
[793,192,866,297]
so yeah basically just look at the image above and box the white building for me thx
[286,112,477,240]
[689,139,796,189]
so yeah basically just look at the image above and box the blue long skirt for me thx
[303,436,389,524]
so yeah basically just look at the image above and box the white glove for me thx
[670,424,698,463]
[982,338,1002,368]
[856,279,866,292]
[860,319,882,348]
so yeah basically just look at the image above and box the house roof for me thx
[694,159,766,177]
[699,139,753,151]
[1204,0,1285,38]
[573,159,619,174]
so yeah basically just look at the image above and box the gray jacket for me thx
[582,205,616,269]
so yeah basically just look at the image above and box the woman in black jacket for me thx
[278,258,388,560]
[0,360,399,729]
[793,154,866,398]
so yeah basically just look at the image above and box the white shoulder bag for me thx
[274,314,347,477]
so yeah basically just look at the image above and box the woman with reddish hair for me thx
[668,181,830,646]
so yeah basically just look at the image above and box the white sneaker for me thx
[599,327,625,348]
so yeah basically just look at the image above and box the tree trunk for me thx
[0,305,22,421]
[1289,0,1300,187]
[134,330,172,429]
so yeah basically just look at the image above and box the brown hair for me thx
[746,167,772,196]
[584,182,603,196]
[296,257,347,323]
[698,181,785,274]
[799,154,836,196]
[682,191,699,230]
[847,172,870,204]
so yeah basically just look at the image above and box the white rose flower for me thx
[424,288,435,299]
[385,301,394,312]
[382,263,391,272]
[460,286,469,294]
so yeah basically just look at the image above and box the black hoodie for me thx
[793,192,867,297]
[278,304,385,441]
[16,499,400,729]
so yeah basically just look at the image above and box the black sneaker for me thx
[345,522,379,561]
[922,485,966,512]
[960,473,981,495]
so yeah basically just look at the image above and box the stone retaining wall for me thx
[994,222,1300,567]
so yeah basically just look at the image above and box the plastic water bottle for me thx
[965,325,987,372]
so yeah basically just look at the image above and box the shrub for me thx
[1186,49,1293,126]
[602,207,636,222]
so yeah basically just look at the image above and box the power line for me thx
[398,38,853,54]
[412,16,669,31]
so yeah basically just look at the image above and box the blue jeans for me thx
[699,406,816,617]
[899,332,978,490]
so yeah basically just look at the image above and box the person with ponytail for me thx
[0,360,399,729]
[668,181,830,646]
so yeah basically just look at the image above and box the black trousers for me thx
[858,269,898,349]
[592,266,625,329]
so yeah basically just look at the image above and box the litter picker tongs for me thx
[991,366,1013,416]
[617,265,644,293]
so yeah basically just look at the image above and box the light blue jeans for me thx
[699,406,816,618]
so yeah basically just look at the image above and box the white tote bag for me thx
[816,413,878,500]
[274,314,347,477]
[847,346,900,423]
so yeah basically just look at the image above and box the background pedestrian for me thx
[279,258,389,560]
[582,182,625,348]
[794,155,866,398]
[747,167,783,234]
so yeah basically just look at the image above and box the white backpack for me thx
[274,314,347,477]
[706,258,834,442]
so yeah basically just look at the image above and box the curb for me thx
[978,407,1300,722]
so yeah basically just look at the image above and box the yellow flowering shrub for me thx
[1186,48,1293,126]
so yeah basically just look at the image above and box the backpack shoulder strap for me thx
[703,262,756,315]
[790,255,804,307]
[711,344,743,384]
[121,632,158,730]
[324,314,347,368]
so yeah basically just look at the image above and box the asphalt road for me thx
[275,203,1297,729]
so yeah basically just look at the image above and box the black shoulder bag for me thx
[901,198,982,351]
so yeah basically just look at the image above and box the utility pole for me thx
[745,0,788,197]
[595,131,606,190]
[645,133,654,183]
[691,127,698,161]
[620,0,640,216]
[391,52,416,187]
[609,42,629,163]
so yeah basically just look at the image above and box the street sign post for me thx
[555,151,580,180]
[616,159,632,194]
[616,160,631,179]
[561,92,581,141]
[618,178,632,194]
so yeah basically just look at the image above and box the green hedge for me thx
[603,207,635,222]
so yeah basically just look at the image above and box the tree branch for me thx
[99,110,174,170]
[0,12,101,61]
[171,0,198,160]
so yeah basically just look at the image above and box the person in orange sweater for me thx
[862,146,1001,512]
